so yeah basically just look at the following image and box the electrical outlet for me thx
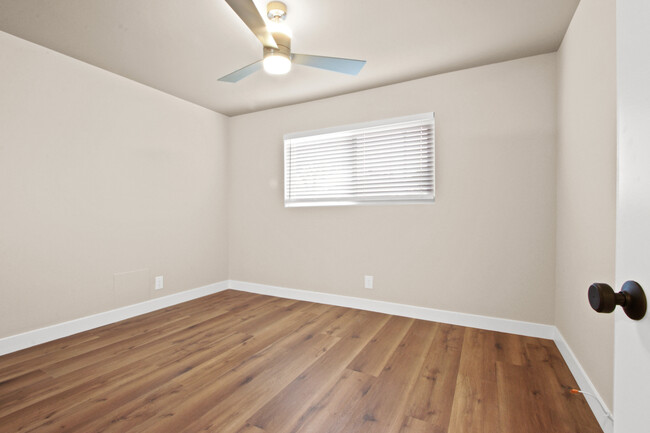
[155,275,164,290]
[364,275,374,289]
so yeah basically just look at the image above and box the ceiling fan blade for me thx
[291,54,366,75]
[218,60,263,83]
[225,0,277,49]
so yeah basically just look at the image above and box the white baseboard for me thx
[228,280,611,431]
[0,280,229,356]
[228,280,556,339]
[0,278,611,432]
[553,329,614,433]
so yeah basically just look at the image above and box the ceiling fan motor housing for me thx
[263,32,290,61]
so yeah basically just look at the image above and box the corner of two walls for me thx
[555,0,616,409]
[0,31,230,339]
[226,53,559,326]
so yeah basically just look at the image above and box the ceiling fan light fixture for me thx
[219,0,366,82]
[263,52,291,75]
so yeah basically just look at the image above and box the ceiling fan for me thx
[219,0,366,82]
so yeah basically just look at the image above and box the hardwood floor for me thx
[0,290,602,432]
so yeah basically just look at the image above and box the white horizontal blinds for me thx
[285,113,435,206]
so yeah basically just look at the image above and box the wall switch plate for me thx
[154,275,164,290]
[364,275,374,289]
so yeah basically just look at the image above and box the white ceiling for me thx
[0,0,579,116]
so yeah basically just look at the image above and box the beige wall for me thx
[228,54,557,325]
[0,32,229,338]
[556,0,616,408]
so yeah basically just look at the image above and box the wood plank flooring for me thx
[0,290,603,432]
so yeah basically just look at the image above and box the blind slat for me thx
[290,131,433,155]
[289,143,432,163]
[289,174,433,187]
[289,182,435,193]
[289,156,433,172]
[291,190,434,199]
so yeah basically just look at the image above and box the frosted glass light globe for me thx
[263,54,291,75]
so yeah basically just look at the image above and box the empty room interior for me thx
[2,0,646,432]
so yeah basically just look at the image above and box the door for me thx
[614,1,650,432]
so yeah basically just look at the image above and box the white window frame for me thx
[284,113,435,207]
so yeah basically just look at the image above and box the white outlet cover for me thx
[364,275,373,289]
[155,276,164,290]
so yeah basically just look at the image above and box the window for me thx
[284,113,435,207]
